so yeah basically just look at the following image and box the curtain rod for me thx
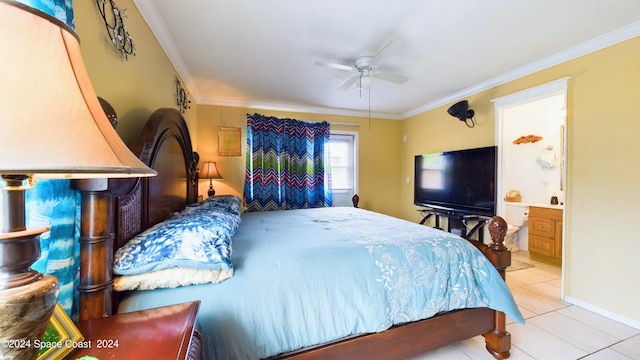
[328,121,361,127]
[249,113,361,127]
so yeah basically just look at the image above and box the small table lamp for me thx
[0,1,156,359]
[199,161,224,197]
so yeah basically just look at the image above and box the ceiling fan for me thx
[315,41,408,91]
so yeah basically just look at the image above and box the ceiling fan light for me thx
[358,75,373,90]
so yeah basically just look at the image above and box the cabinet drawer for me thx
[529,217,555,237]
[529,235,554,257]
[529,206,563,220]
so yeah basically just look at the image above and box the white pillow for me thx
[114,267,233,291]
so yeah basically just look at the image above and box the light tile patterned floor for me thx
[412,251,640,360]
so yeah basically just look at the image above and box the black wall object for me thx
[447,100,476,128]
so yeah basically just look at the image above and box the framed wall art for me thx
[38,303,85,360]
[218,127,241,156]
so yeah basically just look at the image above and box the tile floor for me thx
[413,251,640,360]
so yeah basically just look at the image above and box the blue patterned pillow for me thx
[114,205,241,276]
[186,194,242,215]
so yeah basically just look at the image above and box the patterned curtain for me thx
[244,113,332,211]
[26,180,80,320]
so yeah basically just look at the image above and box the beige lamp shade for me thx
[199,161,224,180]
[1,2,155,358]
[0,1,155,179]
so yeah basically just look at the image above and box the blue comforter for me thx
[119,207,524,359]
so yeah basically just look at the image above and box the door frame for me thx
[492,77,569,297]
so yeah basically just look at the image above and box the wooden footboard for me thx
[475,215,512,359]
[272,216,513,360]
[273,308,496,360]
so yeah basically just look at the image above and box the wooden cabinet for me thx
[528,206,563,264]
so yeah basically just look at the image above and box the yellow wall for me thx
[74,0,197,144]
[74,1,639,325]
[195,106,402,215]
[563,38,639,323]
[398,97,497,223]
[73,0,401,216]
[400,37,640,324]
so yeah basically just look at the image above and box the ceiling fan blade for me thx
[315,60,354,71]
[371,40,399,66]
[373,71,408,84]
[337,76,358,91]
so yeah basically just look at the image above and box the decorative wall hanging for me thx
[512,134,543,144]
[218,127,241,156]
[96,0,136,60]
[176,78,191,114]
[536,145,557,169]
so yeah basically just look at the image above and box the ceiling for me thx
[134,0,640,119]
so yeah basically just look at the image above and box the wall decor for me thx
[176,78,191,114]
[536,146,557,169]
[512,134,543,144]
[37,303,85,360]
[96,0,136,60]
[218,127,242,156]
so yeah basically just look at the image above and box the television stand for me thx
[417,208,492,243]
[418,211,441,229]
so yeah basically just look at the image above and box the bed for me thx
[83,108,523,359]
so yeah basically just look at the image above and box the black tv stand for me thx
[417,208,492,243]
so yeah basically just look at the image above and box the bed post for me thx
[483,216,512,359]
[72,179,114,321]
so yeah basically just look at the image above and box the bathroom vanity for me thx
[528,205,563,264]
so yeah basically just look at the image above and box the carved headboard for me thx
[109,108,198,249]
[79,108,198,319]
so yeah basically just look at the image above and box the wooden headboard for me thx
[78,108,198,320]
[109,108,198,249]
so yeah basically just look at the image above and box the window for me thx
[329,131,358,207]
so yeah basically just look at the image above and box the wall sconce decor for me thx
[96,0,136,60]
[0,1,155,358]
[176,78,191,114]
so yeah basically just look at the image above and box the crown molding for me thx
[401,20,640,119]
[134,1,639,121]
[196,95,402,120]
[133,0,198,95]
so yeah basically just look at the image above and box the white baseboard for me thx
[564,296,640,330]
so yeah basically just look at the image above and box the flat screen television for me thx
[414,146,497,217]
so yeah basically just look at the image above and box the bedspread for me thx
[118,207,524,359]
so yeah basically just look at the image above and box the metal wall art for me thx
[176,78,191,113]
[96,0,136,60]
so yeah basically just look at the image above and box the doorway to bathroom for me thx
[493,78,568,293]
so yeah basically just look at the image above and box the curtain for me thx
[244,113,332,211]
[26,180,80,320]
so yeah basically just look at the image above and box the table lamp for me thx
[0,1,156,358]
[199,161,224,197]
